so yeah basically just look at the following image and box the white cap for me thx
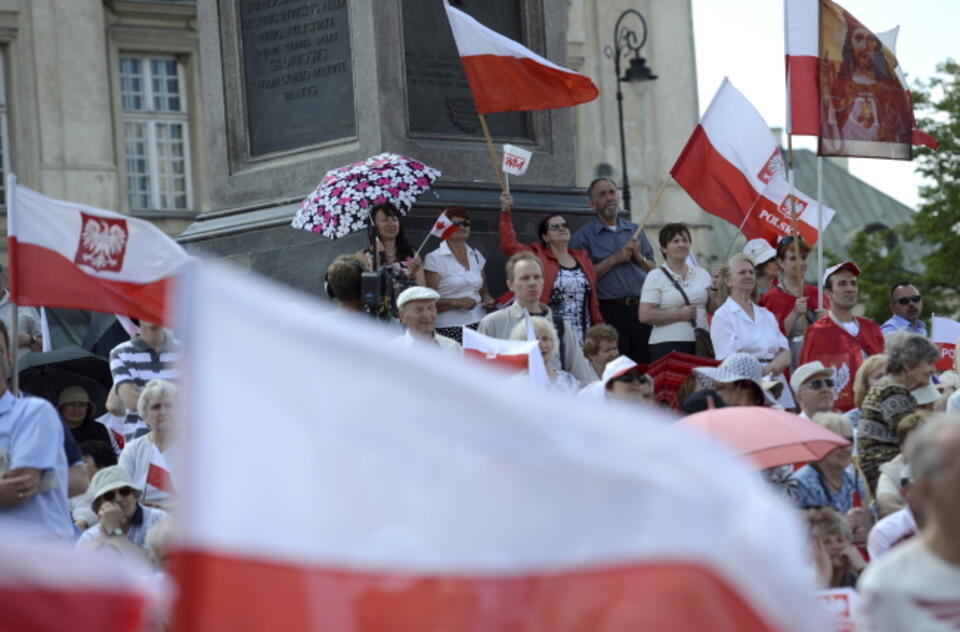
[601,356,647,389]
[742,238,777,266]
[790,361,836,393]
[822,261,861,288]
[396,286,440,309]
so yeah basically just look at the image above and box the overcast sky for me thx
[691,0,958,209]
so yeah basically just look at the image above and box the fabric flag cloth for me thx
[96,412,127,454]
[931,316,960,372]
[170,258,827,632]
[672,78,833,245]
[6,175,190,325]
[784,0,938,154]
[752,176,837,245]
[502,144,533,176]
[462,326,548,387]
[429,211,459,240]
[0,536,154,631]
[147,444,176,495]
[444,2,598,114]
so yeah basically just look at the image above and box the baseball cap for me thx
[822,261,861,287]
[742,239,777,266]
[601,356,649,389]
[396,286,440,309]
[790,361,836,393]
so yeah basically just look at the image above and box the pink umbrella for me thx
[676,407,850,470]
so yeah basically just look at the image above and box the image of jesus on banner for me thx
[818,0,911,160]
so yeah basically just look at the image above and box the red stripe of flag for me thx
[148,462,176,493]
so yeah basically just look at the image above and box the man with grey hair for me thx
[394,286,461,356]
[857,415,960,630]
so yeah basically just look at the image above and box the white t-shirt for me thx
[423,241,486,328]
[857,538,960,631]
[710,297,789,361]
[640,265,710,345]
[867,507,917,561]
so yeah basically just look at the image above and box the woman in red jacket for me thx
[499,193,603,344]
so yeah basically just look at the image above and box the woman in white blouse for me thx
[424,206,495,343]
[710,254,794,408]
[639,223,716,362]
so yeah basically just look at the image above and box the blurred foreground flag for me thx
[172,259,826,632]
[0,537,153,631]
[6,175,189,324]
[444,2,598,114]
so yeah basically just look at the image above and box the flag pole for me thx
[816,155,824,310]
[630,177,669,240]
[7,173,19,396]
[720,211,754,263]
[10,304,18,396]
[786,134,807,334]
[477,114,506,192]
[414,233,433,259]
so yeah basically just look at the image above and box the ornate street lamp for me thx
[604,10,657,213]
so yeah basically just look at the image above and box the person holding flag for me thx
[118,380,179,510]
[424,206,495,344]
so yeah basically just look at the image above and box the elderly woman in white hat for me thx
[75,465,166,560]
[742,238,780,297]
[394,286,462,355]
[692,352,780,408]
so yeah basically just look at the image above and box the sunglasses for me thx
[614,372,650,385]
[895,295,922,305]
[805,378,835,390]
[547,222,570,231]
[99,486,135,503]
[452,220,470,228]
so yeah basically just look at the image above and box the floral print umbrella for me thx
[291,153,442,239]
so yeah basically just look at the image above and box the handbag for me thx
[661,266,715,359]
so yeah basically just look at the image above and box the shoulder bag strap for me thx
[661,266,696,326]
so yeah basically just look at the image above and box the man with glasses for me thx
[76,465,165,557]
[881,282,927,336]
[791,361,839,419]
[571,178,656,363]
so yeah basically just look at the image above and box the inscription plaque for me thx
[402,1,530,139]
[239,0,355,156]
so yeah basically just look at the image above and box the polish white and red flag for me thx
[462,326,548,386]
[147,444,176,495]
[170,258,826,632]
[429,211,459,240]
[931,316,960,372]
[444,2,598,114]
[6,175,190,325]
[671,78,834,245]
[784,0,938,149]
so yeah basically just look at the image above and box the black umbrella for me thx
[18,346,112,417]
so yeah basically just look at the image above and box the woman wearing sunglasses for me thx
[423,206,495,344]
[76,465,166,560]
[118,380,179,510]
[499,193,603,345]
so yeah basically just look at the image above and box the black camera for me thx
[360,268,395,320]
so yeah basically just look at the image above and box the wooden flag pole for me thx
[630,178,669,241]
[816,155,824,310]
[477,114,506,192]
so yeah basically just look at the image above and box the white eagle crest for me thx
[80,219,127,270]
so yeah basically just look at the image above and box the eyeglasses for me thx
[547,222,569,231]
[895,295,922,305]
[805,378,835,391]
[99,486,135,503]
[452,220,470,228]
[614,372,650,385]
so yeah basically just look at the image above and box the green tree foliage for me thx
[848,60,959,322]
[907,59,960,317]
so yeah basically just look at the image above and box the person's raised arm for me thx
[498,193,530,257]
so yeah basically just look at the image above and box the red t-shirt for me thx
[760,284,830,335]
[799,315,884,412]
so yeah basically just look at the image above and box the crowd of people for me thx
[2,176,958,629]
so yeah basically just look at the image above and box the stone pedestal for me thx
[182,0,589,297]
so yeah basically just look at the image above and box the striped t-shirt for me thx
[109,335,179,440]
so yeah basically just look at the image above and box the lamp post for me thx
[604,10,657,213]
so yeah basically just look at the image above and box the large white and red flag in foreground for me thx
[932,316,960,372]
[0,536,155,631]
[7,175,190,325]
[671,79,833,245]
[444,2,598,113]
[171,258,825,632]
[784,0,938,153]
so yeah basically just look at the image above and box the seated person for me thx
[58,386,110,445]
[794,413,870,515]
[807,506,866,589]
[76,466,166,562]
[875,412,927,518]
[600,356,654,404]
[394,286,462,355]
[509,317,579,394]
[582,324,620,381]
[325,255,365,313]
[72,440,118,531]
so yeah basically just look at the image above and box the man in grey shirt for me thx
[570,177,656,363]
